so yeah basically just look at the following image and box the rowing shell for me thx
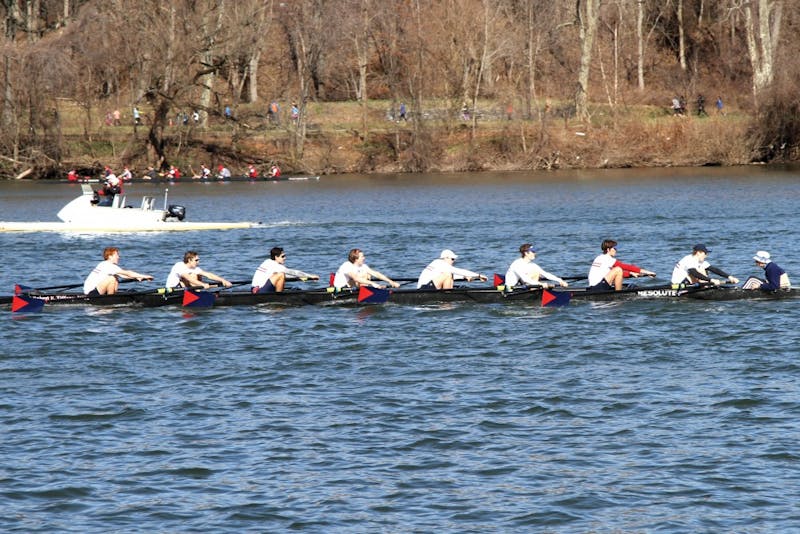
[5,285,799,310]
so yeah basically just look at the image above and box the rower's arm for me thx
[117,268,152,281]
[686,268,712,282]
[284,267,319,280]
[367,268,399,288]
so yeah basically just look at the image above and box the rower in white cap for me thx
[417,249,487,289]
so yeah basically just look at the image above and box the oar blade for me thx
[183,289,216,307]
[14,284,31,295]
[493,273,505,288]
[541,289,570,307]
[11,295,45,313]
[357,286,390,304]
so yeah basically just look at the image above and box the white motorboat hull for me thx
[0,185,260,232]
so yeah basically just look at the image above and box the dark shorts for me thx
[86,289,101,297]
[588,279,613,292]
[419,281,436,289]
[253,279,277,293]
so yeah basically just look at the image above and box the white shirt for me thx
[505,258,564,287]
[166,261,197,288]
[83,260,122,294]
[333,260,370,289]
[251,259,313,288]
[417,258,479,288]
[588,253,616,287]
[671,254,710,284]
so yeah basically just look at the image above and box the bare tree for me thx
[575,0,602,121]
[743,0,783,98]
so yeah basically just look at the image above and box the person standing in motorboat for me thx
[83,247,153,295]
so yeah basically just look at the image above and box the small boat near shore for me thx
[0,185,261,233]
[5,283,798,311]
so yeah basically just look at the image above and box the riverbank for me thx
[0,99,777,179]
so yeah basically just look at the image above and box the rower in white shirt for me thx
[671,243,738,286]
[504,243,568,289]
[251,247,319,293]
[166,250,232,289]
[333,248,399,290]
[417,249,487,289]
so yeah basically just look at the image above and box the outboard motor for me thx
[167,204,186,221]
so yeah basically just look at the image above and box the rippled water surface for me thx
[2,167,800,532]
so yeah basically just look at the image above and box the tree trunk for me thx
[575,0,600,122]
[357,0,370,142]
[744,0,783,97]
[636,0,644,90]
[677,0,686,71]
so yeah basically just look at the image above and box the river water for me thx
[2,166,800,532]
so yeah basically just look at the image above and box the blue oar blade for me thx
[541,289,570,307]
[182,289,216,307]
[493,273,505,288]
[357,286,390,304]
[11,295,45,313]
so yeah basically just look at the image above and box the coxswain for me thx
[166,251,232,289]
[587,239,655,291]
[333,248,399,290]
[671,244,738,287]
[504,243,568,289]
[417,249,487,289]
[251,247,319,293]
[93,172,122,206]
[743,251,791,291]
[269,164,281,178]
[83,247,153,295]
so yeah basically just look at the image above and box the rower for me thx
[83,247,153,295]
[217,165,232,181]
[248,164,259,179]
[588,239,655,291]
[251,247,319,293]
[333,248,399,290]
[166,251,232,289]
[417,249,487,289]
[269,164,281,178]
[505,243,568,290]
[671,243,738,287]
[744,250,791,291]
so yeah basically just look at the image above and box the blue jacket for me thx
[760,261,786,291]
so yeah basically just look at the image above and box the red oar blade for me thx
[493,273,505,288]
[357,286,390,304]
[14,284,32,295]
[11,295,45,313]
[541,290,571,307]
[182,289,216,307]
[329,273,335,287]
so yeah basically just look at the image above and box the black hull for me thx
[5,285,799,310]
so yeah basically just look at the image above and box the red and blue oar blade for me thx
[183,289,216,308]
[541,289,571,307]
[357,286,390,304]
[14,284,32,295]
[11,295,45,313]
[493,273,505,288]
[329,273,335,287]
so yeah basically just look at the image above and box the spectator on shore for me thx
[399,102,407,122]
[290,102,299,122]
[133,106,141,125]
[113,109,121,126]
[268,101,280,125]
[672,96,683,116]
[696,94,707,117]
[716,96,725,115]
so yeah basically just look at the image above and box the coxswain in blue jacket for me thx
[749,251,791,291]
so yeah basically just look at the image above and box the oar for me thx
[15,277,142,295]
[11,295,45,313]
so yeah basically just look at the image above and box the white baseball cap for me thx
[440,249,458,260]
